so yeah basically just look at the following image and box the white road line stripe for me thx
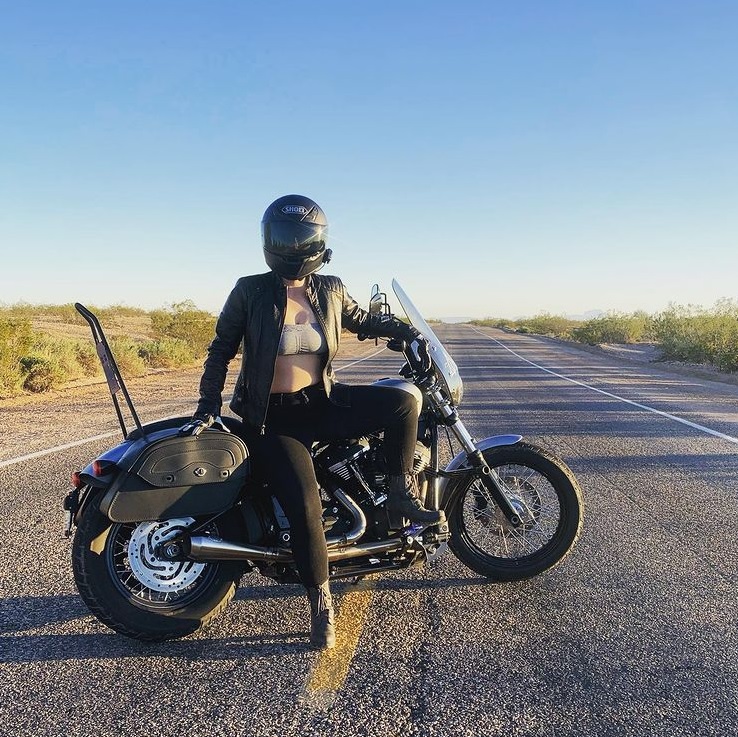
[0,431,123,470]
[334,346,387,372]
[469,326,738,446]
[0,346,389,470]
[0,411,188,470]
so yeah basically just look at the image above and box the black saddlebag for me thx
[99,428,250,523]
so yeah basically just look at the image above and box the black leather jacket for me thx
[196,271,417,432]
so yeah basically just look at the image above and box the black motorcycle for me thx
[64,280,583,642]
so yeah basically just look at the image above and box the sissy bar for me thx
[74,303,146,439]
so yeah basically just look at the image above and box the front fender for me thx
[438,434,522,505]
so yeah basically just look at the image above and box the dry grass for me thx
[0,303,215,398]
[472,301,738,373]
[0,303,383,401]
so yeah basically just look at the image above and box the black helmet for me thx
[261,194,332,279]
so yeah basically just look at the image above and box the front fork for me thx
[426,387,531,528]
[463,449,530,527]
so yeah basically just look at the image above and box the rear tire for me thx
[72,498,244,641]
[447,442,583,581]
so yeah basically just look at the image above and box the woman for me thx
[183,194,444,649]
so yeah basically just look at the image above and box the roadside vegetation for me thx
[471,299,738,373]
[0,301,215,398]
[4,298,737,398]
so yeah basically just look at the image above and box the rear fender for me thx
[79,444,128,487]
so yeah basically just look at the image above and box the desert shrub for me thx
[20,355,66,392]
[108,337,148,377]
[572,311,653,345]
[0,302,36,321]
[31,334,93,382]
[524,313,579,338]
[96,304,149,320]
[37,303,82,323]
[138,338,196,368]
[150,301,215,355]
[0,302,213,397]
[75,342,101,376]
[471,318,514,329]
[653,301,738,372]
[0,318,33,395]
[653,305,710,364]
[473,315,579,336]
[9,333,102,393]
[2,302,83,324]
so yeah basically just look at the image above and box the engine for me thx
[314,436,432,536]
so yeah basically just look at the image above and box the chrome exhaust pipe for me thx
[329,539,401,561]
[326,488,367,547]
[187,489,396,563]
[186,536,402,563]
[187,536,292,562]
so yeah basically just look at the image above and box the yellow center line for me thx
[305,578,377,697]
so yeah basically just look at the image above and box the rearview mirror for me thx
[369,283,388,317]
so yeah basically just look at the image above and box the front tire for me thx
[447,442,583,581]
[72,497,244,641]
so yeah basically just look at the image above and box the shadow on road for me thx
[0,575,492,663]
[0,631,312,663]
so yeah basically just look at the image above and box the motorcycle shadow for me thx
[0,631,313,664]
[0,590,311,663]
[234,574,493,602]
[0,575,492,664]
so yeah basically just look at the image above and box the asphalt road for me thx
[1,325,737,737]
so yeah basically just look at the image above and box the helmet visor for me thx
[262,221,327,255]
[263,249,327,279]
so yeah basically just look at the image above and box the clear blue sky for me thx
[1,1,736,319]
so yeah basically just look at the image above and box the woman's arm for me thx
[195,279,248,418]
[340,283,419,342]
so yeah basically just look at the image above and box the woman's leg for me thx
[313,385,418,473]
[250,432,328,586]
[313,385,444,528]
[247,427,335,649]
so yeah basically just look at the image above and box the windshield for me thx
[392,279,463,406]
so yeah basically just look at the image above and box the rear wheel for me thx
[72,499,244,641]
[448,442,583,581]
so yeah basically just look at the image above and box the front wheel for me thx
[447,442,583,581]
[72,496,244,641]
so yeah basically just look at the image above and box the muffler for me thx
[186,536,292,562]
[186,536,402,563]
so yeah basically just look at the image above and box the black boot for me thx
[306,581,336,650]
[387,474,446,529]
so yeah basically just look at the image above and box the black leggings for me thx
[241,384,418,587]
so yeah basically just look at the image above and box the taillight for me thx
[92,460,105,476]
[70,470,83,488]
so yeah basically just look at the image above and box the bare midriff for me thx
[270,279,326,394]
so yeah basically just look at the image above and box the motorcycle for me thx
[64,280,583,642]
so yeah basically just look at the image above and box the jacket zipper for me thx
[306,282,332,398]
[260,283,287,435]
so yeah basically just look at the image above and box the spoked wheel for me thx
[73,498,244,641]
[448,442,583,581]
[109,518,216,607]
